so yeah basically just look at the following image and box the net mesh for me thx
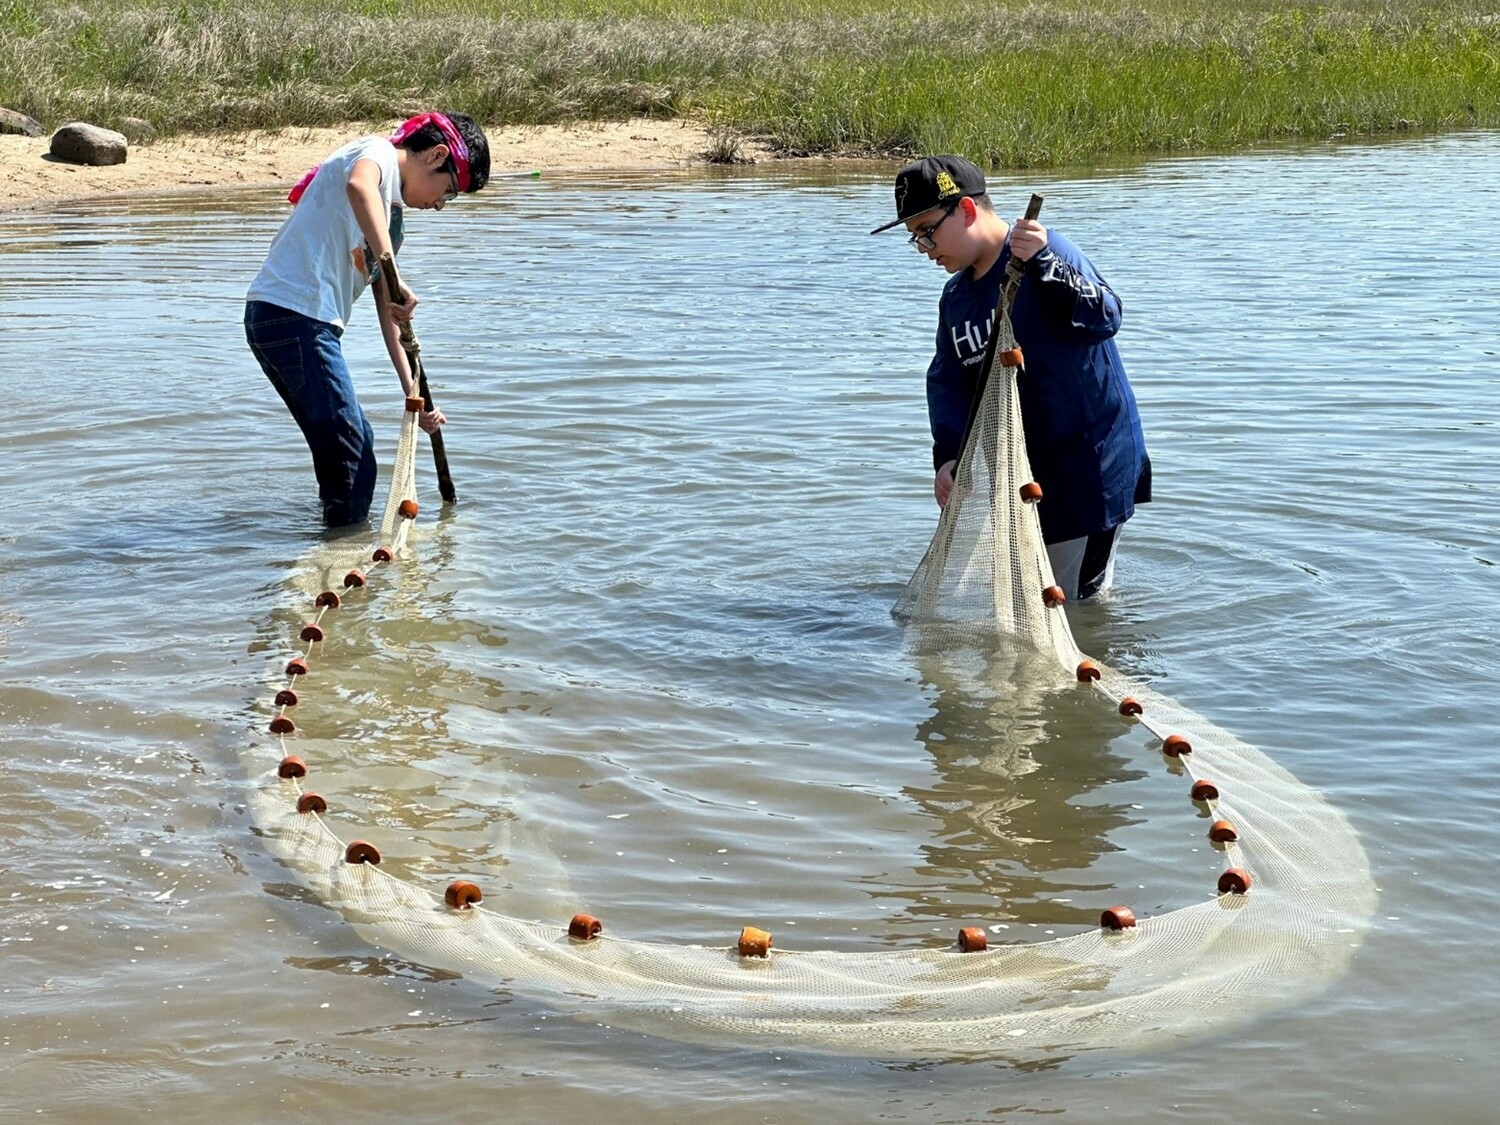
[247,329,1375,1058]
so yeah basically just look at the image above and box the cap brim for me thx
[869,215,908,235]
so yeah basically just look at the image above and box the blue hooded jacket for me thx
[925,229,1151,544]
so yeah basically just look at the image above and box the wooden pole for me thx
[955,193,1045,461]
[378,251,457,504]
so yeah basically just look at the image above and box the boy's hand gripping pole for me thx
[379,251,457,504]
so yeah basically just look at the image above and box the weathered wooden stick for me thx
[379,251,456,503]
[955,193,1045,462]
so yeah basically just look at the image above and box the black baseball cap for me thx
[870,155,987,234]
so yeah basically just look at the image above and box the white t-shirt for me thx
[247,136,402,329]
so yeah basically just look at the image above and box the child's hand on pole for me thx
[387,287,419,322]
[1010,218,1049,261]
[418,406,446,434]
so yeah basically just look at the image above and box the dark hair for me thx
[396,110,491,193]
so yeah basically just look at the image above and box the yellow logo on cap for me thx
[935,171,960,199]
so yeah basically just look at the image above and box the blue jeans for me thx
[244,301,375,527]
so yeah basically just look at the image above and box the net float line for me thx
[247,355,1375,1058]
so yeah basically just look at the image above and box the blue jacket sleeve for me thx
[925,317,971,471]
[1025,243,1122,342]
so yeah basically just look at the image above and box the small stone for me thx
[0,107,45,138]
[49,122,128,166]
[118,116,156,144]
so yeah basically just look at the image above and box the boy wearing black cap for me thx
[873,155,1151,600]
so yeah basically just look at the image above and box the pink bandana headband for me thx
[390,112,471,192]
[288,113,471,204]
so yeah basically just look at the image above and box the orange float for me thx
[957,926,988,952]
[285,657,308,676]
[1118,697,1143,716]
[299,623,324,643]
[274,688,299,708]
[737,926,773,958]
[398,499,419,520]
[1190,779,1220,802]
[998,347,1024,367]
[1043,585,1066,607]
[568,913,602,940]
[1209,819,1239,842]
[372,546,393,563]
[405,396,425,414]
[277,755,307,779]
[343,569,366,588]
[1101,906,1137,930]
[296,792,327,815]
[445,881,484,909]
[315,590,341,609]
[1162,734,1192,757]
[1019,482,1043,504]
[344,840,381,865]
[1218,868,1252,895]
[269,716,296,735]
[1076,660,1101,682]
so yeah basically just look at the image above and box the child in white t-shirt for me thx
[245,111,490,526]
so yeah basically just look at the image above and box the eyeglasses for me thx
[908,203,959,251]
[439,167,460,205]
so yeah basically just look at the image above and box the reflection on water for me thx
[1,132,1499,1119]
[876,639,1151,931]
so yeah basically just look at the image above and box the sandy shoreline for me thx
[0,118,755,212]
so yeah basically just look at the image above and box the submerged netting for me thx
[247,284,1374,1059]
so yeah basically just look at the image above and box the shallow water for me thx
[1,131,1497,1121]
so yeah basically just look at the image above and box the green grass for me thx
[2,0,1497,166]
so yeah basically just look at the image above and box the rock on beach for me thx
[49,122,128,166]
[0,107,45,138]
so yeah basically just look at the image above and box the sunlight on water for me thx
[0,131,1497,1119]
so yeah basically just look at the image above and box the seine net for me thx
[249,306,1374,1058]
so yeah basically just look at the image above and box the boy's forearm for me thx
[1027,247,1123,340]
[373,277,415,395]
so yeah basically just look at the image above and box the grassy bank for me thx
[2,0,1497,166]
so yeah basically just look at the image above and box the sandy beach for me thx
[0,118,751,212]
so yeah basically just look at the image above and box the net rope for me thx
[247,304,1375,1057]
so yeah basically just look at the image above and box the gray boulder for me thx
[0,107,45,137]
[49,121,128,166]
